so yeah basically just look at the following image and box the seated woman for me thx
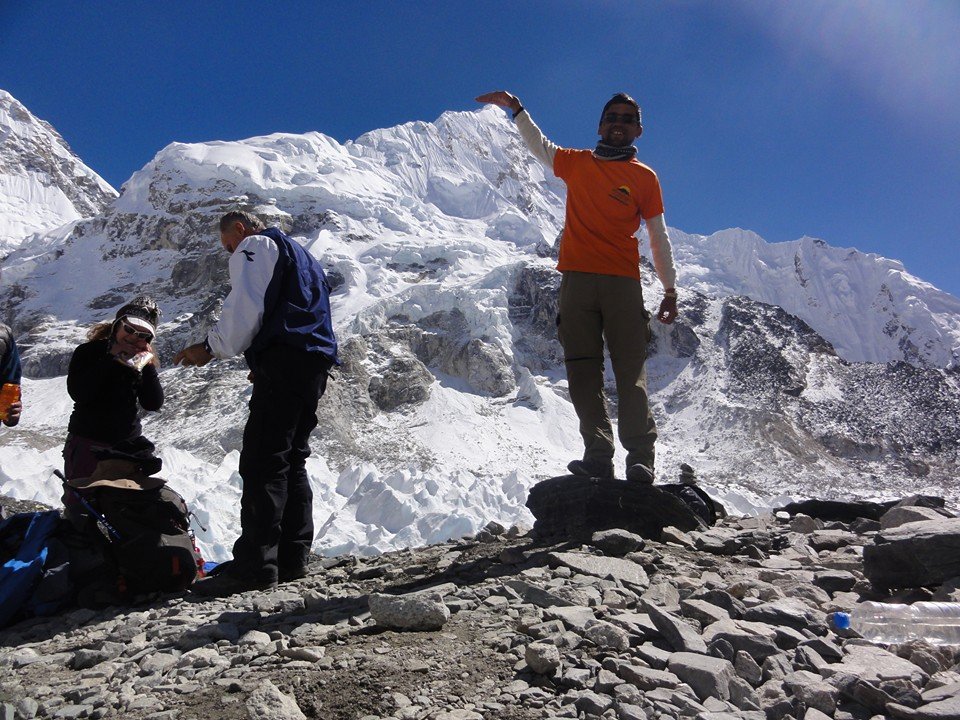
[62,296,164,481]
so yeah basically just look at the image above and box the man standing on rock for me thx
[476,91,678,483]
[175,211,338,596]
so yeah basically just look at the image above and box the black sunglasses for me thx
[121,322,154,342]
[601,112,639,125]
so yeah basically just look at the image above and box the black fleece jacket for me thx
[66,339,163,442]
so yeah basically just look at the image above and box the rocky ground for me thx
[3,492,960,720]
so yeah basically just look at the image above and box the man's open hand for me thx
[476,91,522,115]
[174,342,214,368]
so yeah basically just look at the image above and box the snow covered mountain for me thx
[1,93,957,560]
[671,227,960,368]
[0,90,117,254]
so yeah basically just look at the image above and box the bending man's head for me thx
[218,210,265,253]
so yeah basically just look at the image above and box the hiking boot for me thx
[567,459,615,479]
[278,563,310,583]
[190,570,277,598]
[625,463,655,484]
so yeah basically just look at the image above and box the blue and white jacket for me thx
[206,227,338,371]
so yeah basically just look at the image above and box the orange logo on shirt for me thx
[609,185,632,205]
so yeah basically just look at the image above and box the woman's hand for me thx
[2,400,21,426]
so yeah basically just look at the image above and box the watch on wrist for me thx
[202,338,213,356]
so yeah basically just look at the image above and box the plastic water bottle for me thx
[833,601,960,645]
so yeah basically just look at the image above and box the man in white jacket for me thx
[477,90,678,483]
[176,211,338,596]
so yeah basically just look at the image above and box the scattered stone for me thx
[524,642,561,675]
[245,679,307,720]
[548,551,650,589]
[368,591,451,630]
[3,493,958,720]
[591,529,645,557]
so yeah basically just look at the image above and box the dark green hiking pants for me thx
[557,271,657,471]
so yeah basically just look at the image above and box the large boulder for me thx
[526,476,706,541]
[864,518,960,589]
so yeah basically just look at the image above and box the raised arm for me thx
[476,91,559,167]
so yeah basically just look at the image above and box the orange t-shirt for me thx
[553,149,664,280]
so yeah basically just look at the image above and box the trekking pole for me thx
[54,470,123,543]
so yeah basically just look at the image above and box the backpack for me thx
[0,511,65,627]
[71,484,203,597]
[659,483,722,528]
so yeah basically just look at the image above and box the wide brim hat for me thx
[67,459,166,491]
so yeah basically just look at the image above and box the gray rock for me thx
[524,642,561,675]
[548,552,650,589]
[783,670,837,715]
[616,663,681,690]
[16,698,39,719]
[702,619,780,662]
[864,518,960,589]
[642,601,709,654]
[574,690,614,716]
[886,695,960,719]
[734,650,763,687]
[641,580,682,612]
[728,675,762,711]
[542,605,596,633]
[593,668,620,693]
[503,579,581,608]
[741,598,827,634]
[433,711,483,720]
[591,529,645,556]
[922,680,960,702]
[633,643,672,671]
[668,652,736,702]
[368,591,451,631]
[681,598,731,627]
[880,506,949,531]
[690,589,746,619]
[583,619,631,651]
[244,679,307,720]
[798,637,844,662]
[614,701,649,720]
[789,514,821,533]
[560,667,592,690]
[139,652,179,675]
[823,644,929,685]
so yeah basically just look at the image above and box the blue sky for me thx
[2,1,958,296]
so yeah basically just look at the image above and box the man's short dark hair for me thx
[219,210,265,233]
[600,93,642,125]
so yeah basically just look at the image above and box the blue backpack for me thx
[0,511,65,627]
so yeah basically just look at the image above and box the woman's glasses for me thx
[121,322,154,342]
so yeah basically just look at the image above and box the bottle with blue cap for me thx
[833,601,960,645]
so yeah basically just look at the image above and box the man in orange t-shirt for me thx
[477,90,678,483]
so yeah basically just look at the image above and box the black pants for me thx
[231,346,331,583]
